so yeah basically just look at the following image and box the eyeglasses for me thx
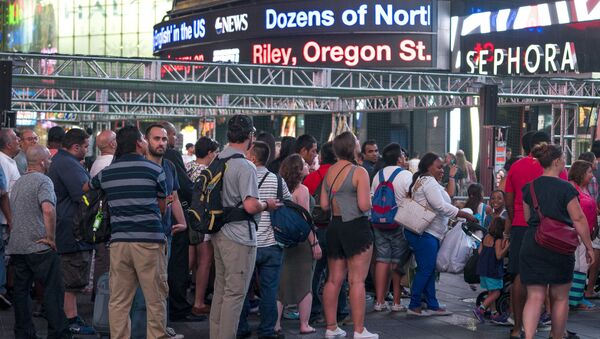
[24,136,39,142]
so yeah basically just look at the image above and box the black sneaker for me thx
[0,294,11,309]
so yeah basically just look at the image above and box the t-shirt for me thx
[575,185,596,233]
[185,161,206,182]
[14,151,27,175]
[90,154,114,177]
[0,151,20,224]
[89,153,168,243]
[303,164,331,196]
[505,155,568,227]
[161,159,180,235]
[256,167,292,247]
[219,146,260,247]
[48,149,92,254]
[522,176,579,228]
[6,172,56,255]
[370,166,413,209]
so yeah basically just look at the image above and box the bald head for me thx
[96,130,117,155]
[26,144,51,169]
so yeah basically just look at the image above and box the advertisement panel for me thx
[154,0,449,70]
[451,0,600,75]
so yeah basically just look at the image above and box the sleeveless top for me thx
[476,239,504,279]
[325,166,368,222]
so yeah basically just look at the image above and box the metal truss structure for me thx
[2,52,600,122]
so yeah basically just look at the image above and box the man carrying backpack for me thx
[370,143,413,312]
[210,115,278,339]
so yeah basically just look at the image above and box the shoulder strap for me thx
[529,180,545,220]
[387,168,402,183]
[378,169,385,184]
[258,173,269,189]
[276,174,283,200]
[327,163,352,203]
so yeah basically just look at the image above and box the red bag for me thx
[530,181,579,255]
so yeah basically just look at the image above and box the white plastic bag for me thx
[436,220,476,273]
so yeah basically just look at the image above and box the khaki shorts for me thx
[60,251,92,292]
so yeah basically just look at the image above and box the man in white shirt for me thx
[0,128,21,308]
[90,130,116,177]
[370,143,412,313]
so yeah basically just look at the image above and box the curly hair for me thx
[279,153,304,193]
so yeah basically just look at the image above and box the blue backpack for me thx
[371,168,403,230]
[259,173,313,248]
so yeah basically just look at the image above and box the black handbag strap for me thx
[529,180,545,221]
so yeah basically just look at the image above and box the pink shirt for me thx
[575,184,596,233]
[506,156,568,227]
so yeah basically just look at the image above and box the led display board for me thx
[154,0,450,69]
[451,0,600,75]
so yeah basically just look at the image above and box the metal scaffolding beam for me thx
[2,52,600,121]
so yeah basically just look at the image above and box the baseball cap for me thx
[228,115,256,134]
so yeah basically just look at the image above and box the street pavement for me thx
[2,273,600,338]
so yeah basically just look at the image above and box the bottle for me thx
[92,201,103,232]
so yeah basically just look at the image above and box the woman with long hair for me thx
[320,132,377,339]
[405,153,478,316]
[276,154,322,335]
[185,137,220,316]
[267,136,296,174]
[520,144,594,339]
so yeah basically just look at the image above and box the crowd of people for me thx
[0,115,597,339]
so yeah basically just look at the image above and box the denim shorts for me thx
[373,227,411,265]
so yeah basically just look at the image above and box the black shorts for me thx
[60,251,92,292]
[508,226,528,276]
[326,216,373,259]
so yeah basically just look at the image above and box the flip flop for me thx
[300,328,317,335]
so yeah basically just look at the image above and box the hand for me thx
[587,247,596,266]
[502,238,510,248]
[311,243,322,260]
[265,198,279,212]
[449,165,458,178]
[171,224,187,235]
[36,237,56,250]
[466,214,479,223]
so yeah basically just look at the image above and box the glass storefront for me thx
[2,0,172,57]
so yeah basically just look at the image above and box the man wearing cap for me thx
[209,115,278,339]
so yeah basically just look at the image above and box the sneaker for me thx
[407,308,430,317]
[391,303,407,312]
[428,308,453,316]
[472,307,485,323]
[373,301,389,312]
[166,326,184,339]
[354,328,379,339]
[490,312,512,326]
[0,294,11,309]
[539,312,552,326]
[325,327,347,338]
[68,316,96,335]
[283,310,299,320]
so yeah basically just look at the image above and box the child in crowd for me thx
[483,190,508,229]
[473,217,510,323]
[464,183,492,225]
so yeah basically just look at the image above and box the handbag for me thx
[394,177,436,235]
[530,181,579,255]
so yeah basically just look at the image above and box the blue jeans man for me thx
[238,245,283,337]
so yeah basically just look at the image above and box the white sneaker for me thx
[325,327,347,338]
[391,303,407,312]
[354,328,379,339]
[373,301,389,312]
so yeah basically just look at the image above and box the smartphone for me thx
[451,159,456,165]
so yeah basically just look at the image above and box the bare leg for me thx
[298,293,315,333]
[193,241,213,311]
[275,301,283,332]
[482,290,500,310]
[391,266,402,306]
[511,274,526,337]
[347,246,373,334]
[549,283,571,339]
[374,262,390,305]
[585,249,600,297]
[64,292,78,319]
[323,258,347,331]
[522,285,546,339]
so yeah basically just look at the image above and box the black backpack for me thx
[73,189,111,244]
[187,154,254,234]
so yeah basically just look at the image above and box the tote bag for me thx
[394,177,436,235]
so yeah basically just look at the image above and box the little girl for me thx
[483,190,507,229]
[473,217,509,323]
[464,183,492,225]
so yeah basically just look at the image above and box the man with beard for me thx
[130,124,190,339]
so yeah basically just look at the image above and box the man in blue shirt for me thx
[48,128,95,335]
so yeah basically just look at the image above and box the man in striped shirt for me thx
[84,125,169,339]
[238,141,291,339]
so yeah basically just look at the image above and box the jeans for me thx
[0,224,7,295]
[168,230,191,320]
[311,228,349,318]
[404,230,440,310]
[13,250,71,339]
[238,245,283,336]
[131,237,172,339]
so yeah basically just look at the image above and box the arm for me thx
[422,178,477,222]
[495,238,510,260]
[242,196,276,214]
[38,201,56,250]
[523,201,531,223]
[445,165,458,197]
[170,191,187,234]
[567,197,594,252]
[504,171,515,237]
[293,185,310,211]
[355,166,372,213]
[0,193,11,229]
[320,176,330,211]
